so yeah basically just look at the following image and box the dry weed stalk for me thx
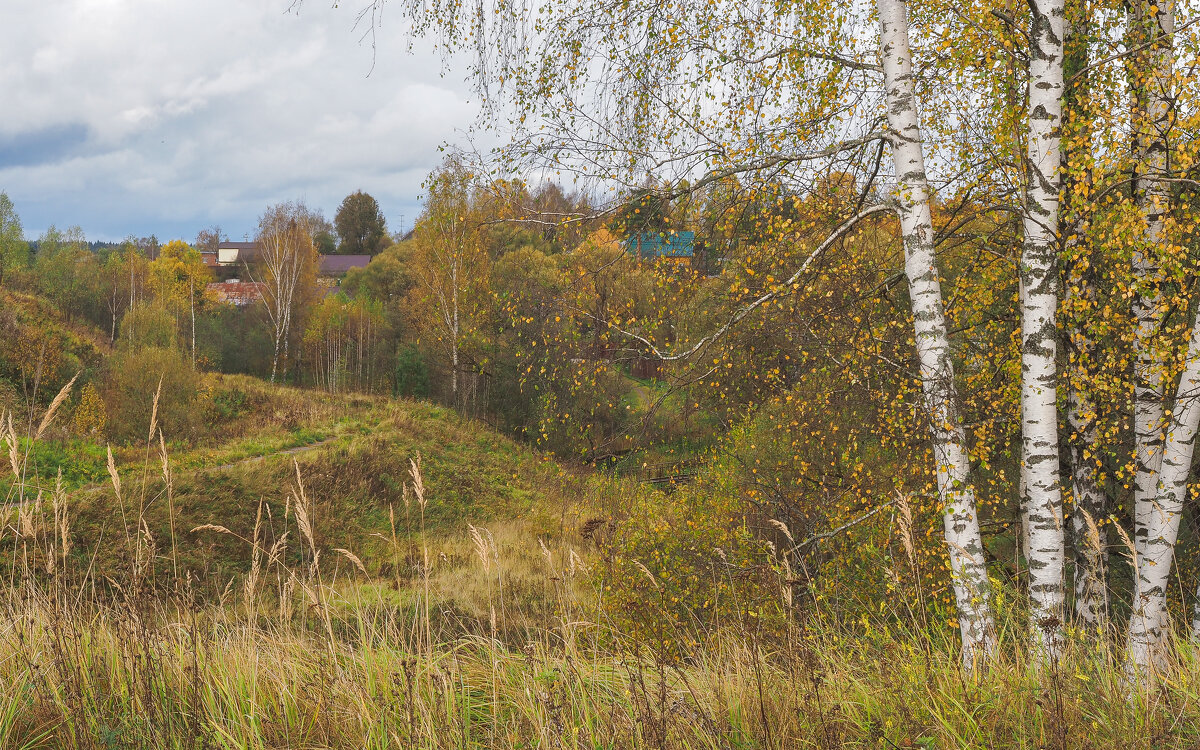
[34,372,77,441]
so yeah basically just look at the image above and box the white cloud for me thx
[0,0,487,241]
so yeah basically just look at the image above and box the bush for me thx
[119,303,177,351]
[104,346,201,444]
[72,381,106,436]
[204,385,250,424]
[394,344,430,398]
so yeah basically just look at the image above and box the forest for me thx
[3,0,1200,746]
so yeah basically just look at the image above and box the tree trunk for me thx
[190,279,196,369]
[1021,0,1067,658]
[1062,0,1109,629]
[1129,0,1175,639]
[1126,0,1180,677]
[1127,313,1200,674]
[877,0,996,667]
[1130,0,1169,567]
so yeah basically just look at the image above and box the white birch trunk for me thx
[1062,5,1109,629]
[451,262,460,402]
[1127,313,1200,674]
[190,278,196,369]
[878,0,996,667]
[1021,0,1067,658]
[1130,0,1175,638]
[1127,0,1181,674]
[1131,2,1170,565]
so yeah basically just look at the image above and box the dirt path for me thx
[203,435,341,472]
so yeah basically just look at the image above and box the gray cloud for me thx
[0,1,486,241]
[0,123,91,169]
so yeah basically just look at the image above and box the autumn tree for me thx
[195,225,224,254]
[33,225,102,323]
[252,201,321,382]
[148,239,213,366]
[335,190,388,255]
[406,159,490,405]
[102,240,150,343]
[0,192,27,286]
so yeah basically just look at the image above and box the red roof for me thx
[207,281,265,306]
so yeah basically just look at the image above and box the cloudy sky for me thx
[0,1,485,243]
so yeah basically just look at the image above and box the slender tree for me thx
[0,192,26,286]
[252,202,321,382]
[1019,0,1067,657]
[877,0,996,666]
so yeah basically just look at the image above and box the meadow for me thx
[4,374,1200,750]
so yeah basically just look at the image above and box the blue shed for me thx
[623,230,695,260]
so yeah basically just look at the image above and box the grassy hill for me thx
[0,287,110,417]
[3,300,1200,747]
[7,374,606,633]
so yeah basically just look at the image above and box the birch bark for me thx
[1131,0,1174,579]
[1127,314,1200,673]
[1127,0,1181,673]
[1061,0,1108,628]
[877,0,995,666]
[1021,0,1067,656]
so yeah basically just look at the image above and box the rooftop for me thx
[623,230,695,258]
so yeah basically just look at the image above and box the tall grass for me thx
[4,393,1200,748]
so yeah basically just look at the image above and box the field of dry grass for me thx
[5,379,1200,749]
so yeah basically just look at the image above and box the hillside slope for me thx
[10,375,608,634]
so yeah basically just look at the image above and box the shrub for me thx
[394,343,430,398]
[204,385,250,424]
[104,346,201,444]
[72,381,106,436]
[119,303,177,350]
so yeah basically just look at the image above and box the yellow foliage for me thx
[73,382,106,437]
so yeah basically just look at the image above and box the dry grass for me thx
[4,393,1200,749]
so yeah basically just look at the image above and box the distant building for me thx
[210,241,370,283]
[622,230,695,261]
[319,254,371,277]
[207,281,265,307]
[217,242,260,267]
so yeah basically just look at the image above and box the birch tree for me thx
[1060,0,1109,628]
[1129,0,1176,601]
[877,0,996,665]
[1126,312,1200,674]
[1125,0,1184,676]
[253,202,321,383]
[407,159,489,405]
[1020,0,1067,656]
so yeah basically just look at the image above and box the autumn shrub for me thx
[104,346,201,444]
[203,384,251,423]
[595,477,787,659]
[0,378,17,420]
[118,302,177,350]
[536,362,634,458]
[72,381,106,436]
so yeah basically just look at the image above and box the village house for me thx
[204,242,372,304]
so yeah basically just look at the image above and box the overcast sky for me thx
[0,1,484,243]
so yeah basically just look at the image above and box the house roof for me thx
[319,254,372,275]
[623,230,695,258]
[207,281,265,306]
